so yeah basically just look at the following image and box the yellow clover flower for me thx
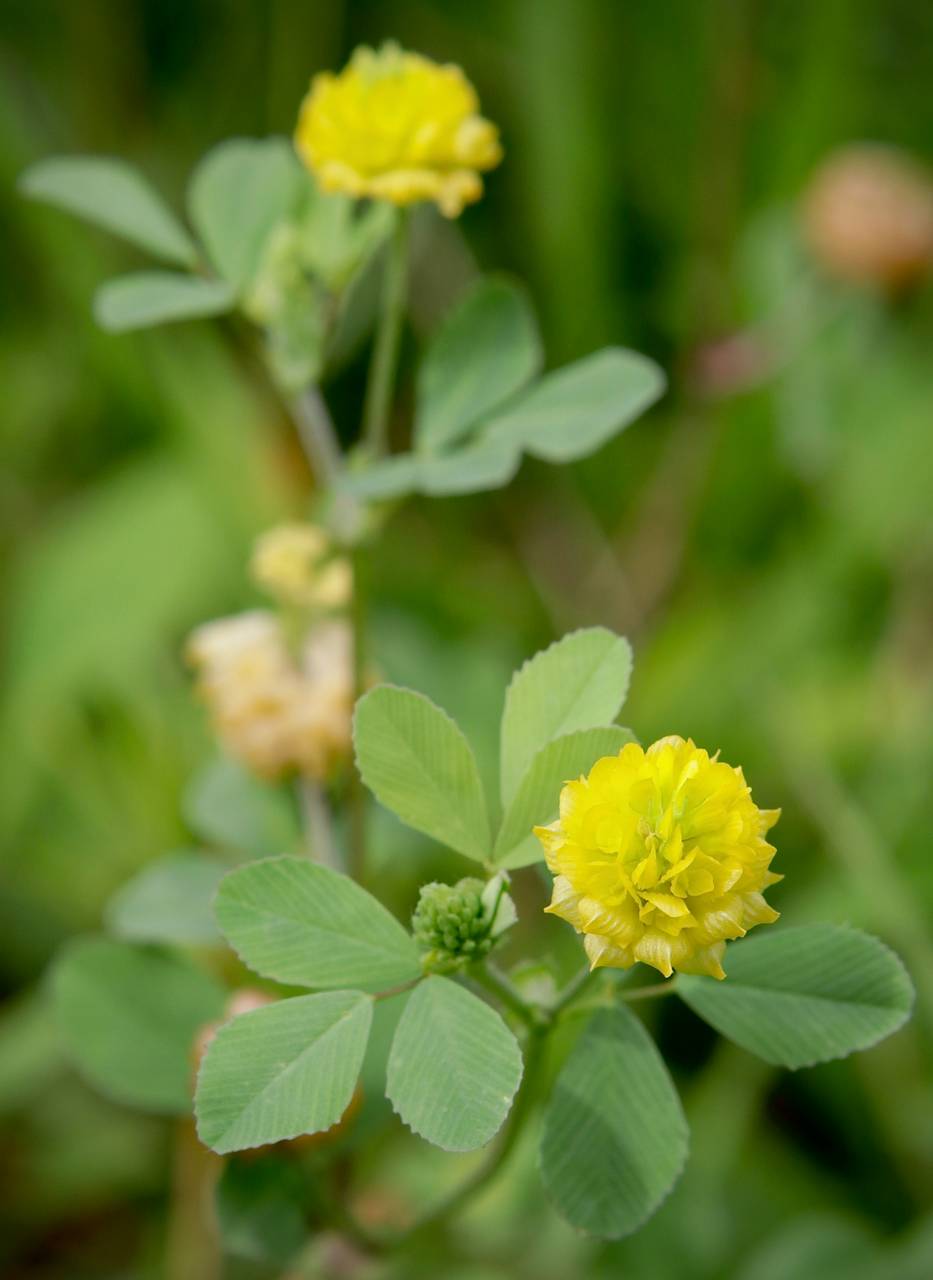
[250,522,352,612]
[535,736,781,980]
[295,42,502,217]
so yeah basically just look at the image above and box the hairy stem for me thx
[362,209,409,458]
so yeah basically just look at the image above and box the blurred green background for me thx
[2,1,932,1277]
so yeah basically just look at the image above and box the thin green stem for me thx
[290,386,342,489]
[471,962,540,1028]
[295,778,342,870]
[550,965,597,1017]
[362,209,409,458]
[347,542,368,881]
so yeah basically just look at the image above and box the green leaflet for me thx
[539,1004,688,1238]
[386,976,523,1151]
[354,685,491,862]
[678,924,914,1068]
[195,991,372,1153]
[214,857,420,992]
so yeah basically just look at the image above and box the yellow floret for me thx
[294,42,502,217]
[536,736,781,980]
[250,522,352,612]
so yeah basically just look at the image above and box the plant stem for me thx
[549,965,597,1017]
[290,385,342,489]
[165,1118,222,1280]
[471,962,540,1028]
[347,542,368,881]
[296,777,342,870]
[362,209,409,458]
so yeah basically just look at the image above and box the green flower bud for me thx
[411,876,515,975]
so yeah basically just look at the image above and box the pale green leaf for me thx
[50,937,226,1114]
[494,726,636,869]
[339,441,521,501]
[214,856,420,992]
[417,439,522,496]
[354,685,491,862]
[105,852,228,945]
[678,925,914,1068]
[19,155,197,266]
[338,454,420,501]
[415,278,542,452]
[539,1005,688,1238]
[386,977,522,1151]
[483,347,665,462]
[184,756,299,859]
[500,628,633,807]
[93,272,234,332]
[188,138,303,291]
[196,991,372,1153]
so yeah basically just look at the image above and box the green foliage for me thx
[494,725,635,869]
[482,347,665,462]
[215,1156,307,1265]
[539,1005,688,1238]
[341,283,665,501]
[354,685,491,862]
[214,856,421,991]
[195,990,372,1152]
[386,976,523,1151]
[678,925,914,1068]
[183,757,300,859]
[93,272,234,332]
[19,155,198,266]
[105,851,228,946]
[500,627,633,806]
[187,138,303,294]
[415,278,542,452]
[50,938,225,1113]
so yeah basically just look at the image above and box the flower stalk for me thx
[362,209,409,459]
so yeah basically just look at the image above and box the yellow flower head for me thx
[536,737,781,980]
[250,523,353,612]
[295,42,502,217]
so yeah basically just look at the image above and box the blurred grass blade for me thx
[483,347,665,462]
[50,937,226,1114]
[678,925,914,1068]
[415,277,542,452]
[94,272,235,332]
[386,976,522,1151]
[187,138,303,292]
[500,628,633,807]
[214,856,421,991]
[540,1005,688,1237]
[494,725,636,869]
[195,991,372,1153]
[354,685,491,862]
[19,155,198,265]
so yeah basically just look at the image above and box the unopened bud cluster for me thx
[412,877,508,974]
